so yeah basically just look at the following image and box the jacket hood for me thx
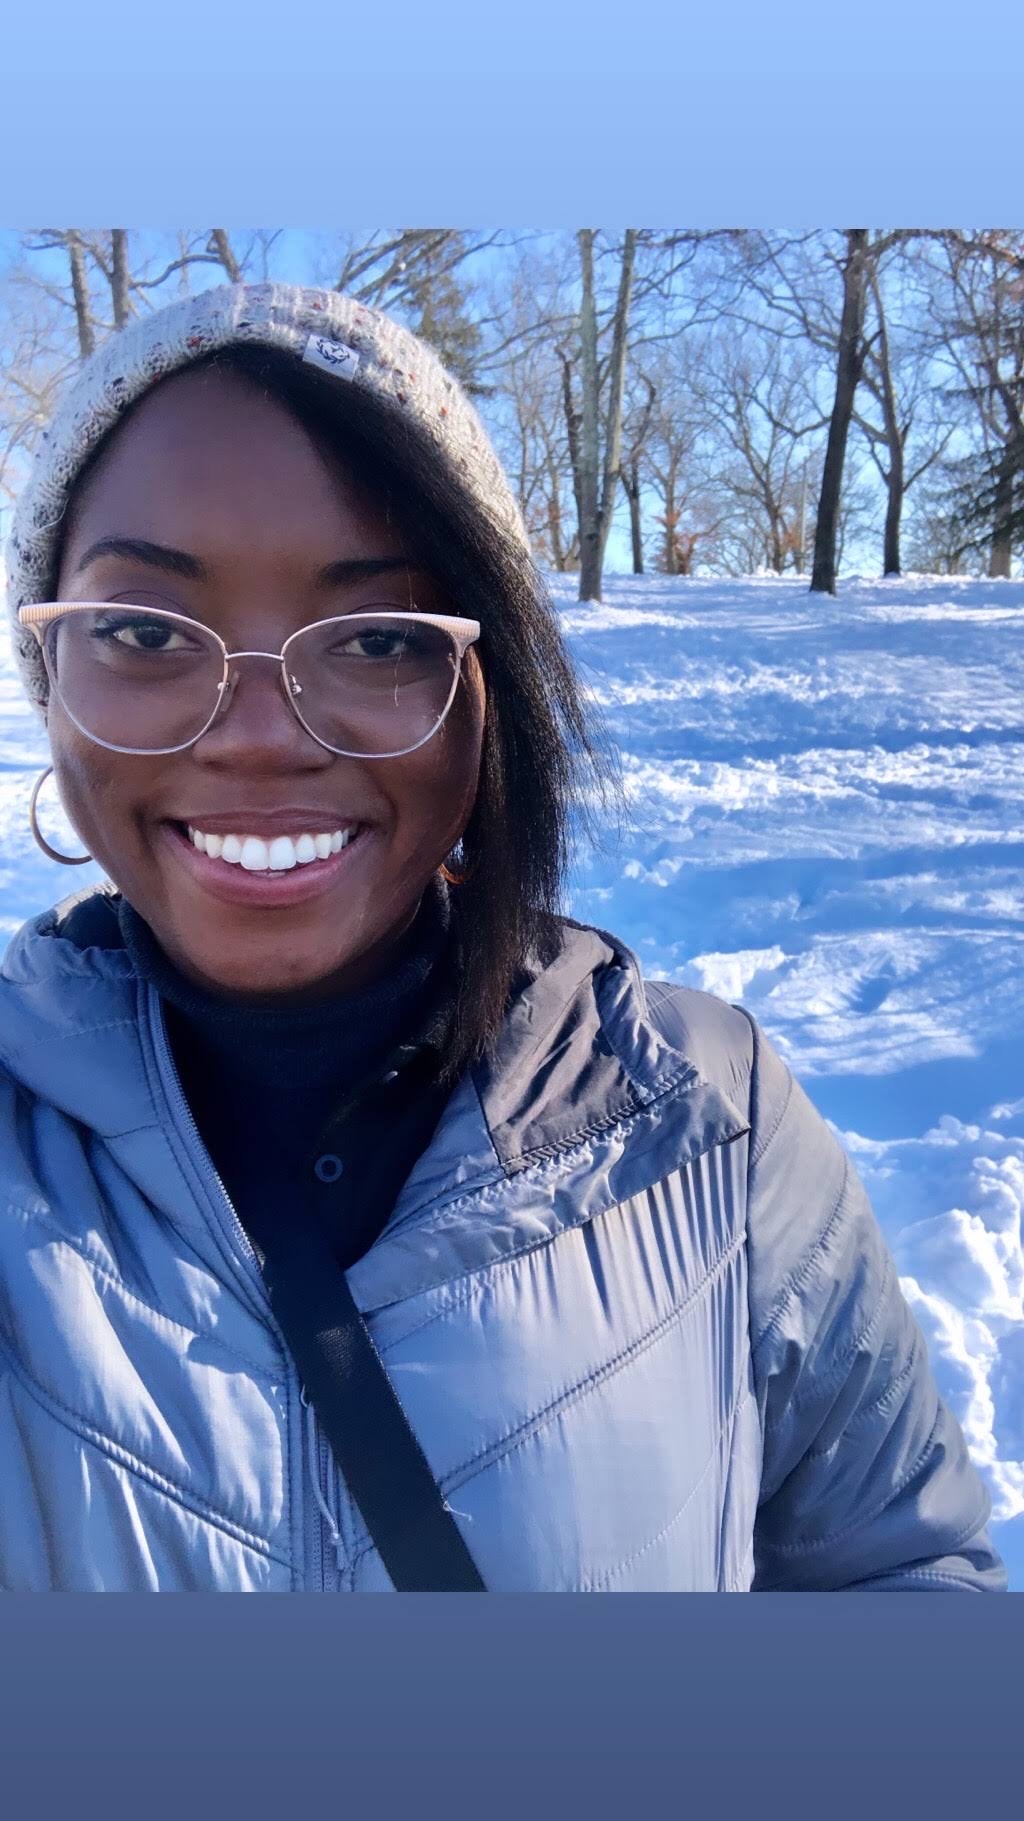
[0,888,149,1136]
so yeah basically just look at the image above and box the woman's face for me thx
[51,367,485,1001]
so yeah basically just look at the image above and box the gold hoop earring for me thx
[439,844,475,888]
[28,766,93,866]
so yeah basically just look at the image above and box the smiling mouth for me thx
[178,822,362,873]
[164,818,370,902]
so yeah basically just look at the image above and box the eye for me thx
[91,611,200,653]
[336,627,417,660]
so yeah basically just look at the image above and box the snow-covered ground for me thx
[558,572,1024,1588]
[2,571,1023,1588]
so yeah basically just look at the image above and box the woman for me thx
[0,284,1006,1591]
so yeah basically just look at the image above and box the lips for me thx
[168,809,367,835]
[161,818,373,908]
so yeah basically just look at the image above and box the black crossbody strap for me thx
[263,1237,486,1592]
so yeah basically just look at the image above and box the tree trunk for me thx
[621,460,644,573]
[65,232,95,361]
[209,229,242,283]
[576,230,602,599]
[794,463,808,573]
[546,452,568,570]
[560,351,583,547]
[883,438,904,576]
[811,230,870,595]
[110,229,131,329]
[574,228,637,601]
[178,230,192,296]
[989,446,1015,578]
[868,265,905,576]
[657,456,680,573]
[595,229,636,577]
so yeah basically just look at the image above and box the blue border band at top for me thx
[4,69,1024,224]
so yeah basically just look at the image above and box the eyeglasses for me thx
[18,602,481,759]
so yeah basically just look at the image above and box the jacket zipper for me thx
[301,1391,347,1590]
[146,985,264,1282]
[145,984,334,1590]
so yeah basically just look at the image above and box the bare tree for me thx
[852,253,953,576]
[566,229,637,600]
[698,328,827,574]
[10,221,1022,588]
[619,373,657,573]
[23,227,252,345]
[927,232,1024,577]
[476,246,580,570]
[0,271,70,514]
[0,230,270,507]
[110,230,131,328]
[904,459,983,575]
[638,354,718,574]
[809,230,871,592]
[208,229,242,283]
[732,228,916,591]
[501,333,579,569]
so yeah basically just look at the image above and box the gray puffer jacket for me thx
[0,896,1007,1591]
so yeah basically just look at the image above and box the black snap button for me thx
[314,1153,344,1184]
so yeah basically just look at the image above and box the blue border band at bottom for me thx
[1,1595,1019,1817]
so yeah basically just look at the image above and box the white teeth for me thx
[186,825,357,871]
[240,837,270,872]
[267,836,297,872]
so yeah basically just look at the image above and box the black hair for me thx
[54,341,619,1083]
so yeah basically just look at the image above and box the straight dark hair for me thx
[54,341,617,1084]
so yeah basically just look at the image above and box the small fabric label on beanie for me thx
[302,334,361,381]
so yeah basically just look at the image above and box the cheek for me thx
[47,721,151,883]
[424,677,484,823]
[382,671,483,869]
[394,725,481,861]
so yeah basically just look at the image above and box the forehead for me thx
[59,366,407,579]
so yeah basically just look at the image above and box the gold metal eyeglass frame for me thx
[18,602,482,760]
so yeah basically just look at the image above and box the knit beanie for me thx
[5,282,531,717]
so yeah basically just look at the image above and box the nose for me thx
[193,654,331,769]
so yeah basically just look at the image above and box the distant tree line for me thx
[1,225,1022,601]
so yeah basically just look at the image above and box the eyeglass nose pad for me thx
[214,669,239,719]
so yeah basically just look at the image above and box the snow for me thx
[558,571,1024,1588]
[2,569,1023,1587]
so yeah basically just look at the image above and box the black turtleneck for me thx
[116,882,458,1269]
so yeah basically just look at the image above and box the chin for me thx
[235,963,347,1003]
[179,935,358,1003]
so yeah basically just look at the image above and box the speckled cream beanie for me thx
[5,282,530,717]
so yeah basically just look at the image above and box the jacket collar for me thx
[1,888,749,1311]
[348,917,750,1311]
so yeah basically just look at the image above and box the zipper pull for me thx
[303,1394,346,1570]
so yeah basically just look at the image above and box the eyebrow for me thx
[72,536,418,592]
[73,536,207,580]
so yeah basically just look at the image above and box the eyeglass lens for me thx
[43,608,461,756]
